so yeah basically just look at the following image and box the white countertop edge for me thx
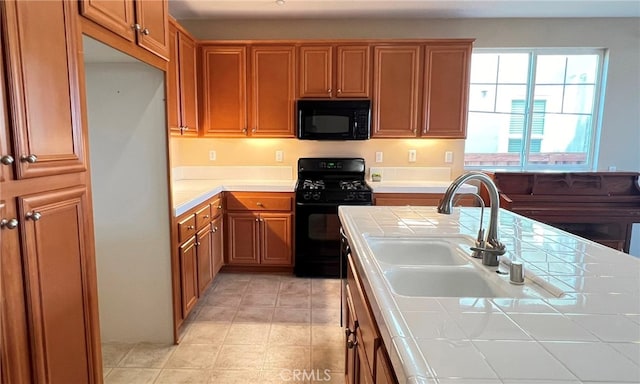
[174,185,225,217]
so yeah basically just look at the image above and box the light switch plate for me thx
[209,150,216,161]
[408,149,416,163]
[375,152,383,163]
[275,150,284,162]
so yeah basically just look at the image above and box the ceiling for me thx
[168,0,640,20]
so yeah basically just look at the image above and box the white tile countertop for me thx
[338,205,640,384]
[173,179,297,216]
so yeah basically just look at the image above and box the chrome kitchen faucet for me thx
[438,172,506,266]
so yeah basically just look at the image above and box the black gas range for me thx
[294,158,373,277]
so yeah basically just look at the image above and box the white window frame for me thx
[464,48,608,172]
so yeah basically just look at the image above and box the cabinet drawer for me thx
[227,193,293,211]
[178,214,196,243]
[195,204,212,229]
[211,196,224,218]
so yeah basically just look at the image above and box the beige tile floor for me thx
[102,273,346,384]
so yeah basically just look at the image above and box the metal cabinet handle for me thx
[255,218,259,222]
[337,89,342,93]
[203,215,209,219]
[251,128,256,133]
[187,225,195,230]
[195,241,201,246]
[214,226,218,231]
[132,24,141,31]
[217,205,222,209]
[345,328,354,337]
[20,154,37,163]
[242,128,248,134]
[347,339,357,349]
[25,211,41,221]
[1,155,14,165]
[141,28,150,35]
[256,202,263,207]
[0,218,18,229]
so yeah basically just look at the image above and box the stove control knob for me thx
[303,192,312,200]
[312,192,321,200]
[345,192,354,201]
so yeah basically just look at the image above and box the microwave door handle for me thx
[298,109,303,137]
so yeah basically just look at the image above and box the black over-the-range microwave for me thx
[296,99,371,140]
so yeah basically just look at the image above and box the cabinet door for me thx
[226,212,260,265]
[19,186,101,384]
[134,0,169,59]
[167,22,182,136]
[250,46,296,137]
[196,224,213,295]
[211,215,224,275]
[357,342,374,384]
[299,46,333,98]
[201,46,248,136]
[371,46,422,138]
[179,237,198,318]
[260,213,293,266]
[178,30,198,135]
[337,45,370,98]
[0,39,12,183]
[375,345,398,384]
[2,0,86,178]
[422,44,471,138]
[345,285,357,384]
[79,0,136,42]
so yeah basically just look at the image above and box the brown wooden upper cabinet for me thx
[299,45,370,98]
[79,0,169,59]
[168,20,198,136]
[201,44,296,138]
[1,0,87,179]
[421,43,472,138]
[372,40,473,139]
[371,45,422,138]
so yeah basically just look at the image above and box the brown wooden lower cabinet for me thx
[179,237,198,318]
[211,215,223,275]
[196,224,213,295]
[225,192,293,268]
[345,254,398,384]
[173,194,223,335]
[18,186,101,383]
[374,192,478,207]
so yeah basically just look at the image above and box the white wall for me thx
[181,17,640,172]
[85,60,173,343]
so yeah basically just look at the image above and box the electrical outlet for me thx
[408,149,416,163]
[375,152,383,163]
[209,150,216,161]
[445,151,453,163]
[275,150,284,162]
[608,165,617,171]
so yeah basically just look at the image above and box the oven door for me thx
[294,203,343,277]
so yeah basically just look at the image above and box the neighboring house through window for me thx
[464,49,606,170]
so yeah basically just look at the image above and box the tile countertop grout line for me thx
[338,205,640,384]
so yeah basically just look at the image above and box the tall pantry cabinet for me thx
[0,1,102,383]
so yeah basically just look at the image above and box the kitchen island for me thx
[339,205,640,383]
